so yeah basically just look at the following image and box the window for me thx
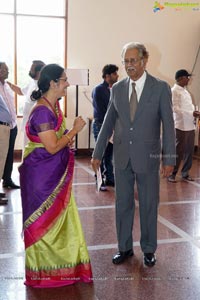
[0,0,67,115]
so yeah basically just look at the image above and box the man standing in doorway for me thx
[91,42,175,266]
[92,64,119,191]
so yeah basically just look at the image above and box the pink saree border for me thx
[25,262,93,288]
[24,151,74,249]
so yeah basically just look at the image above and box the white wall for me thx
[67,0,200,149]
[16,0,200,149]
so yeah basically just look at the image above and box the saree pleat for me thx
[25,192,92,288]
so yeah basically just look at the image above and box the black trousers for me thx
[3,126,18,182]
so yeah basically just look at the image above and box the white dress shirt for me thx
[129,71,147,102]
[21,79,37,131]
[171,83,195,131]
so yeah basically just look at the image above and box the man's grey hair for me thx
[121,42,149,59]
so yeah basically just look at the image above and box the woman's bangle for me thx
[64,134,72,142]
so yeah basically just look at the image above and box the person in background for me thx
[19,64,92,288]
[91,42,175,267]
[0,62,20,189]
[7,60,45,149]
[168,69,200,183]
[0,95,12,204]
[92,64,119,191]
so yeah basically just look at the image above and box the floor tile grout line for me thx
[79,205,115,210]
[75,160,94,176]
[158,214,200,249]
[2,199,200,216]
[88,237,187,251]
[159,200,200,205]
[73,182,96,186]
[184,180,200,188]
[0,237,191,259]
[176,175,200,187]
[0,205,116,216]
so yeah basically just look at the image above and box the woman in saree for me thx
[19,64,93,288]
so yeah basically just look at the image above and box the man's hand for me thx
[193,111,200,118]
[161,165,174,177]
[91,158,101,174]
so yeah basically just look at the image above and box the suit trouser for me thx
[115,160,159,253]
[172,129,195,178]
[0,125,10,181]
[2,126,18,182]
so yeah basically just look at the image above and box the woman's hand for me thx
[73,116,86,133]
[63,116,86,149]
[68,138,75,148]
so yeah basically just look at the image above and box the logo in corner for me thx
[153,1,165,12]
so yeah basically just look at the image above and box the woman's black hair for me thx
[31,63,64,101]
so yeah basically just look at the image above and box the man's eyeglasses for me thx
[122,58,142,65]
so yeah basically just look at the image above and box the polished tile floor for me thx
[1,155,200,300]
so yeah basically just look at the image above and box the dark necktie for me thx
[130,82,138,122]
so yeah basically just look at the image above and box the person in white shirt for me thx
[8,60,45,149]
[168,69,200,183]
[0,62,20,189]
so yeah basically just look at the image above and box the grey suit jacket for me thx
[92,72,176,173]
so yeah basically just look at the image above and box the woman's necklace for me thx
[42,96,57,116]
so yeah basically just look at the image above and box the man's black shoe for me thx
[105,180,115,187]
[182,175,194,182]
[112,249,133,264]
[143,253,156,267]
[167,175,176,183]
[3,180,20,189]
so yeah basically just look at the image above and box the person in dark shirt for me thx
[92,64,119,190]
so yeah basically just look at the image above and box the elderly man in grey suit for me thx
[91,42,175,267]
